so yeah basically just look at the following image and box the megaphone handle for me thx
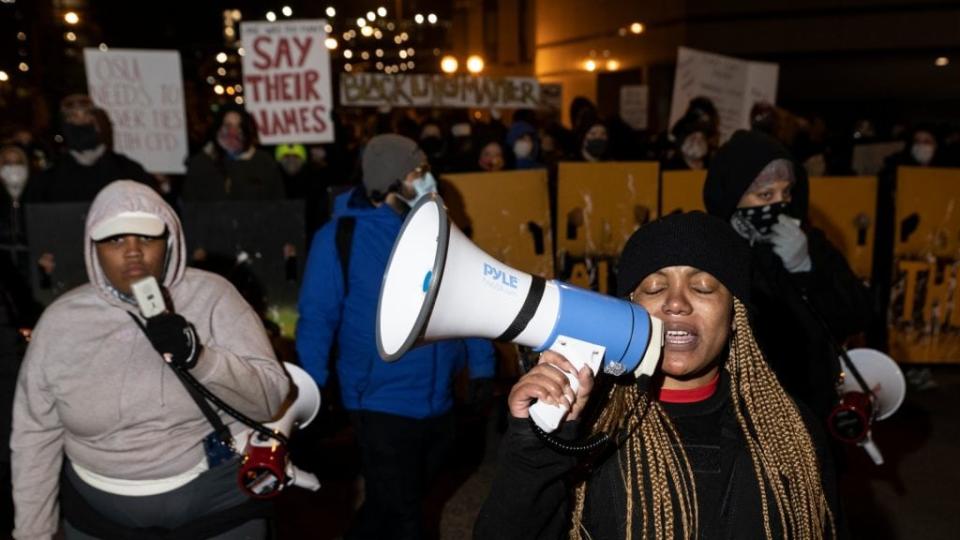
[860,434,885,466]
[288,464,322,492]
[528,336,605,433]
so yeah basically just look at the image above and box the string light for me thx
[18,62,28,72]
[375,48,384,57]
[235,96,244,105]
[466,55,484,74]
[325,37,338,50]
[440,55,458,73]
[399,50,407,59]
[217,67,226,76]
[16,32,26,41]
[344,63,353,72]
[414,14,424,24]
[606,59,620,71]
[630,22,644,34]
[407,47,415,57]
[361,51,370,60]
[366,11,376,22]
[356,18,366,27]
[237,47,245,56]
[428,13,438,24]
[374,29,383,39]
[377,7,387,17]
[206,76,216,84]
[214,84,224,95]
[324,24,333,33]
[216,52,228,63]
[361,25,374,37]
[325,7,336,17]
[64,12,79,25]
[343,49,353,59]
[98,43,108,52]
[65,32,77,42]
[0,71,9,82]
[266,11,277,22]
[935,56,950,67]
[281,6,292,17]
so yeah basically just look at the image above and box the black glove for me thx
[145,313,202,369]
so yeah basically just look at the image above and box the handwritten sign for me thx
[241,19,334,144]
[340,74,541,109]
[83,49,188,174]
[668,47,778,142]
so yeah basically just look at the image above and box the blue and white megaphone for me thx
[376,194,663,433]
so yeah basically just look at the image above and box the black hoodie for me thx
[703,130,873,422]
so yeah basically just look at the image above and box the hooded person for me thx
[475,211,841,539]
[33,95,157,203]
[663,111,711,171]
[576,121,610,162]
[296,134,495,540]
[703,130,873,423]
[10,180,290,539]
[0,144,32,279]
[506,121,543,170]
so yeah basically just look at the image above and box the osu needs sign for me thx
[340,73,541,109]
[83,49,189,174]
[241,19,334,144]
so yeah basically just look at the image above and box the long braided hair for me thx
[570,299,835,540]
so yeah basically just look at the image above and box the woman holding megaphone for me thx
[475,212,843,540]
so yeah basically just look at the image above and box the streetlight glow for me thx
[440,55,458,74]
[466,55,484,74]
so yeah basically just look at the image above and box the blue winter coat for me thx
[296,188,496,419]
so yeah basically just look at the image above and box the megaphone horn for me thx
[377,194,664,433]
[238,362,321,498]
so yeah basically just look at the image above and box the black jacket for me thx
[703,130,873,421]
[474,373,842,539]
[32,150,156,202]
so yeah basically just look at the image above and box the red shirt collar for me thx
[656,372,721,404]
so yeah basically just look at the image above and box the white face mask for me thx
[513,139,533,159]
[399,171,438,206]
[0,164,28,200]
[681,136,708,161]
[912,143,935,165]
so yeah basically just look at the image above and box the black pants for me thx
[346,410,454,540]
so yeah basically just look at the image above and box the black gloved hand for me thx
[144,313,202,369]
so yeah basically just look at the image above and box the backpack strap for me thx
[335,216,357,296]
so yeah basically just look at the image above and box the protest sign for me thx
[340,73,541,109]
[241,19,334,144]
[669,47,778,142]
[84,48,188,174]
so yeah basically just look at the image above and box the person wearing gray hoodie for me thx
[10,180,290,539]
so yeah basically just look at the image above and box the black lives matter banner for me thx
[241,19,335,144]
[340,73,541,109]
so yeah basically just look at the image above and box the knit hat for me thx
[702,130,808,220]
[361,134,427,200]
[274,143,307,162]
[616,211,751,301]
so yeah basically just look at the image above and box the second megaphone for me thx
[377,194,663,433]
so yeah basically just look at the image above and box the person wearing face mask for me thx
[296,134,495,540]
[703,130,873,425]
[34,95,157,202]
[506,120,543,170]
[663,113,711,171]
[577,122,610,162]
[183,106,283,201]
[418,121,449,174]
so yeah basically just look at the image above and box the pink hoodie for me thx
[11,181,290,539]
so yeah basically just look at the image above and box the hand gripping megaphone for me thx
[828,348,906,465]
[376,193,663,433]
[238,362,322,497]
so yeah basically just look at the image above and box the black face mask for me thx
[585,138,608,159]
[62,123,101,152]
[733,201,789,236]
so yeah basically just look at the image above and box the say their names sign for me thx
[241,19,334,144]
[83,49,188,174]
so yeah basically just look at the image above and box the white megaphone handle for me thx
[860,432,884,466]
[529,336,605,433]
[287,463,321,491]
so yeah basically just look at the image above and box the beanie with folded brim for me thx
[616,211,752,302]
[362,134,427,201]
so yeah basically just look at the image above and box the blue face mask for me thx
[399,171,438,206]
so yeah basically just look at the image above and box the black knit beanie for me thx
[702,129,806,220]
[616,211,752,302]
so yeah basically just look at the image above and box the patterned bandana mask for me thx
[731,202,790,241]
